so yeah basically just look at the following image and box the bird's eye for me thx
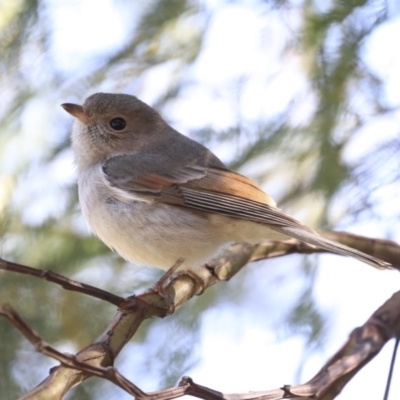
[109,117,126,131]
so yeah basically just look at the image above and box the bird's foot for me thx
[145,258,185,314]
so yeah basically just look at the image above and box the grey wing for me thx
[101,154,299,229]
[179,186,391,269]
[102,155,391,269]
[102,154,208,202]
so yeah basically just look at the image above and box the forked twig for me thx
[2,285,400,399]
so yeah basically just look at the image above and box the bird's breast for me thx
[77,167,233,269]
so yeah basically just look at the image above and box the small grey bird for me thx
[62,93,390,271]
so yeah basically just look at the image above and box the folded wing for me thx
[103,155,391,269]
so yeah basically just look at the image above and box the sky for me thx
[4,0,400,398]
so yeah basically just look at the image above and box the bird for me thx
[61,93,390,272]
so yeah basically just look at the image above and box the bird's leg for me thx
[132,259,207,315]
[156,258,185,291]
[144,258,185,314]
[122,259,184,315]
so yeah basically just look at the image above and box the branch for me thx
[0,231,398,398]
[0,258,125,306]
[3,289,400,399]
[319,231,400,267]
[0,231,397,307]
[0,305,148,398]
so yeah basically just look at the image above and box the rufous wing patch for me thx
[183,168,277,207]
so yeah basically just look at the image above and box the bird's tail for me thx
[271,226,391,269]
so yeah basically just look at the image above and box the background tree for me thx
[0,0,399,399]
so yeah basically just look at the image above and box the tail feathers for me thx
[271,226,391,269]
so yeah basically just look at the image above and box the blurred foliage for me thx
[0,0,399,398]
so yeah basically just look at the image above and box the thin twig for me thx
[0,304,147,398]
[0,258,125,306]
[3,282,400,399]
[0,231,397,310]
[1,232,399,398]
[383,338,400,400]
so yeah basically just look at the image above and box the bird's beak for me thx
[61,103,93,124]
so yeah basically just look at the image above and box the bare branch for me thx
[0,258,125,306]
[1,231,399,398]
[0,304,149,398]
[299,290,400,399]
[1,231,397,308]
[319,231,400,267]
[3,289,400,399]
